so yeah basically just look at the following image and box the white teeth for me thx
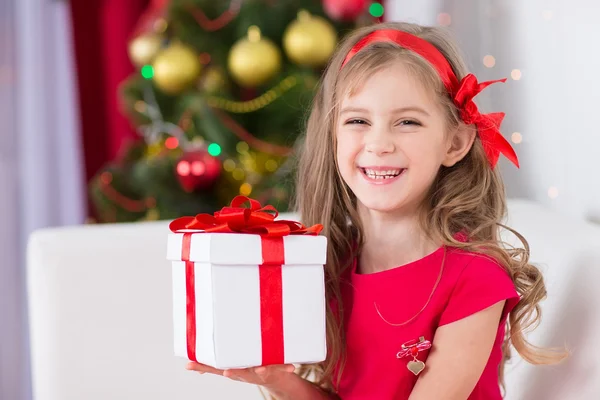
[364,168,401,175]
[362,168,403,179]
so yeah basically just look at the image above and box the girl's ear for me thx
[442,125,476,167]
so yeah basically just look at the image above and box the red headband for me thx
[341,29,519,169]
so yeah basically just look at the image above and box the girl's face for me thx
[336,62,453,215]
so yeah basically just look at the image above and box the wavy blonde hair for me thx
[293,21,567,395]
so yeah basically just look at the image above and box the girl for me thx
[186,21,567,399]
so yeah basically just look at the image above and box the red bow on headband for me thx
[453,74,519,168]
[341,29,519,169]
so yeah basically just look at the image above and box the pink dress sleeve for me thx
[439,255,520,326]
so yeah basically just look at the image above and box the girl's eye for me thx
[398,119,421,126]
[343,119,421,126]
[346,119,368,125]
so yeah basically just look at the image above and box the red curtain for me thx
[69,0,149,198]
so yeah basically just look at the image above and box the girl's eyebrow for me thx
[340,106,430,116]
[340,106,369,115]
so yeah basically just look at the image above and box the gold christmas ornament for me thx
[283,10,337,67]
[128,33,164,67]
[228,26,281,87]
[152,42,202,95]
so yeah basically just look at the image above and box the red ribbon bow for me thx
[453,74,519,168]
[170,195,323,236]
[170,196,322,365]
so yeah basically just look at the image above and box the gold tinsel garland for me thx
[206,76,298,113]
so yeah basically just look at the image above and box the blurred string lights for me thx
[369,2,385,18]
[133,34,305,197]
[132,74,288,199]
[437,12,451,26]
[483,55,496,68]
[141,65,154,79]
[511,132,522,144]
[435,9,558,200]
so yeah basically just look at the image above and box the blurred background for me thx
[1,0,598,398]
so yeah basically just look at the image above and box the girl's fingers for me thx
[252,364,295,376]
[225,364,296,384]
[187,362,296,384]
[283,364,296,373]
[185,362,224,376]
[223,368,255,382]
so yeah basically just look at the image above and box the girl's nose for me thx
[365,130,395,155]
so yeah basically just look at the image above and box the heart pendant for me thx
[407,360,425,375]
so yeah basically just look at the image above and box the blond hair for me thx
[294,21,567,394]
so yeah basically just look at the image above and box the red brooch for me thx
[396,336,432,376]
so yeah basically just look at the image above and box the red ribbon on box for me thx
[170,196,323,365]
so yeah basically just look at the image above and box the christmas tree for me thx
[90,0,385,223]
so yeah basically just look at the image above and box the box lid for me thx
[167,233,327,265]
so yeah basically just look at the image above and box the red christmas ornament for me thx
[323,0,368,21]
[175,149,221,192]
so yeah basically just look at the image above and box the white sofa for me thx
[27,199,600,400]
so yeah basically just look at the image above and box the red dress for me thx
[334,246,519,399]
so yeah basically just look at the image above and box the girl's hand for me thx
[185,361,296,387]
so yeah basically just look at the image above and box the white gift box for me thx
[166,231,328,369]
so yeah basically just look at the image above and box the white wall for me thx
[388,0,600,224]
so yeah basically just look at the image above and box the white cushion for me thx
[502,200,600,400]
[26,200,600,399]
